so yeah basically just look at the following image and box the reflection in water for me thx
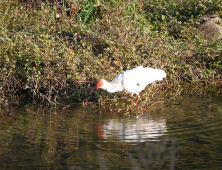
[0,95,222,169]
[97,137,177,170]
[101,116,167,142]
[128,137,177,170]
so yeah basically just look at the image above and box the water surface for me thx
[0,94,222,169]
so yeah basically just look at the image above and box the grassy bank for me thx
[0,0,222,107]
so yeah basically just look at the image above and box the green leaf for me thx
[161,15,165,21]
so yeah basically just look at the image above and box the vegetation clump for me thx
[0,0,222,107]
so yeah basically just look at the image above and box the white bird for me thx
[83,66,166,106]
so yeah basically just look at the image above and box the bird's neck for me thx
[100,80,120,93]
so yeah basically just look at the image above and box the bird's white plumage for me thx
[82,66,167,105]
[100,66,166,95]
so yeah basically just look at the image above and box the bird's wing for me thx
[122,66,166,94]
[121,66,145,94]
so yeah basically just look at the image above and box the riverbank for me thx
[1,0,222,107]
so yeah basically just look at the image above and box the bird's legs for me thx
[128,94,140,105]
[135,95,140,105]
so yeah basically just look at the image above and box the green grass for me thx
[0,0,222,107]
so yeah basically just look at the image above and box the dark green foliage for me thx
[78,0,103,24]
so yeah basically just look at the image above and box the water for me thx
[0,94,222,169]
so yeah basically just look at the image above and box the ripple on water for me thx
[165,96,222,138]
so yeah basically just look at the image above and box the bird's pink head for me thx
[96,79,104,89]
